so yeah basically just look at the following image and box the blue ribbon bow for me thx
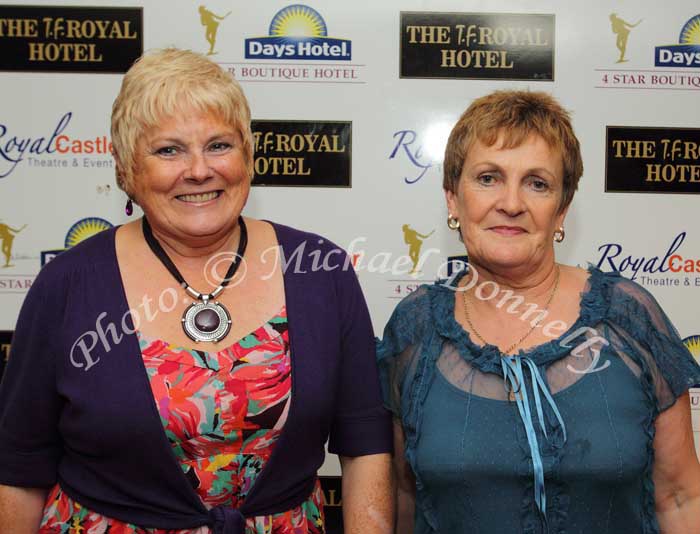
[501,355,567,531]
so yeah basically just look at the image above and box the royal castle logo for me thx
[245,5,351,61]
[655,15,700,67]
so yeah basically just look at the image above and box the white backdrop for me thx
[0,0,698,473]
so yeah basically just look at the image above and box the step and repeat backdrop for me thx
[1,0,699,529]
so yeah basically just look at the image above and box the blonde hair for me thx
[111,48,253,196]
[443,90,583,212]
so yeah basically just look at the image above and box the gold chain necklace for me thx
[462,265,561,355]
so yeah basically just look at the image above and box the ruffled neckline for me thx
[428,265,620,373]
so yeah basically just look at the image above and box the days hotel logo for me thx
[245,5,350,61]
[41,217,113,266]
[655,15,700,67]
[597,14,700,90]
[685,335,700,365]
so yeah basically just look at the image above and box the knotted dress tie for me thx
[209,505,246,534]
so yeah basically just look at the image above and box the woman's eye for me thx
[209,141,231,152]
[477,173,496,185]
[155,146,178,156]
[530,178,549,191]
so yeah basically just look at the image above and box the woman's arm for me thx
[340,452,394,534]
[653,392,700,534]
[393,418,416,534]
[0,485,47,534]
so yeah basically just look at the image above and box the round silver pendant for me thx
[181,300,231,343]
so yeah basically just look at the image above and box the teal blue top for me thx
[377,267,700,534]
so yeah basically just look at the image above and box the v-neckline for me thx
[110,221,298,516]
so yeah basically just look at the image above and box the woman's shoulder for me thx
[35,226,118,286]
[264,219,337,250]
[581,264,674,329]
[382,282,441,340]
[262,219,356,275]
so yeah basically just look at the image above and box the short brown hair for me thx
[443,90,583,212]
[111,48,254,197]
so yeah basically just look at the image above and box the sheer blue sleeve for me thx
[607,277,700,412]
[376,286,433,418]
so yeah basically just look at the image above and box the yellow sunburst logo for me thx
[269,5,327,38]
[684,335,700,364]
[680,15,700,44]
[64,218,113,248]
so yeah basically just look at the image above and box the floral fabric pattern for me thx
[40,307,325,534]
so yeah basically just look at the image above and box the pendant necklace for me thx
[462,265,561,401]
[142,216,248,343]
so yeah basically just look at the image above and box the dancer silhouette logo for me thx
[0,221,26,269]
[402,224,435,275]
[245,5,351,61]
[609,13,642,64]
[198,6,230,56]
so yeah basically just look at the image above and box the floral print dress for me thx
[39,307,325,534]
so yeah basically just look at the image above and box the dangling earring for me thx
[554,227,565,242]
[447,215,460,230]
[125,198,134,216]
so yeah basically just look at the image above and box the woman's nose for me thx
[496,182,526,216]
[186,151,213,181]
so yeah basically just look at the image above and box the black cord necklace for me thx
[142,216,248,343]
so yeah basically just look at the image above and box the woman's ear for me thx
[445,188,459,218]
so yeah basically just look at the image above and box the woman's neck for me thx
[144,220,243,272]
[462,259,560,309]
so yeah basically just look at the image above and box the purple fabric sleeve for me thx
[327,254,393,457]
[0,274,64,487]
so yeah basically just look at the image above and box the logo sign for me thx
[447,255,469,277]
[0,6,142,73]
[252,120,351,187]
[400,12,554,80]
[0,330,11,383]
[608,13,642,64]
[595,231,700,289]
[655,15,700,68]
[41,217,113,266]
[0,220,33,294]
[606,127,700,194]
[683,336,700,396]
[0,112,115,180]
[685,335,700,364]
[388,127,451,185]
[319,476,342,534]
[245,5,350,61]
[596,15,700,90]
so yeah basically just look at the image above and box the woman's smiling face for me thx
[132,109,250,244]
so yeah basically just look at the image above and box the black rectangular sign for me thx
[0,5,142,73]
[0,331,12,384]
[606,126,700,194]
[319,476,343,534]
[400,12,554,80]
[252,120,352,187]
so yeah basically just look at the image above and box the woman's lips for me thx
[176,191,222,203]
[489,226,526,236]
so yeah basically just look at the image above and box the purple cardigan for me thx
[0,221,392,534]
